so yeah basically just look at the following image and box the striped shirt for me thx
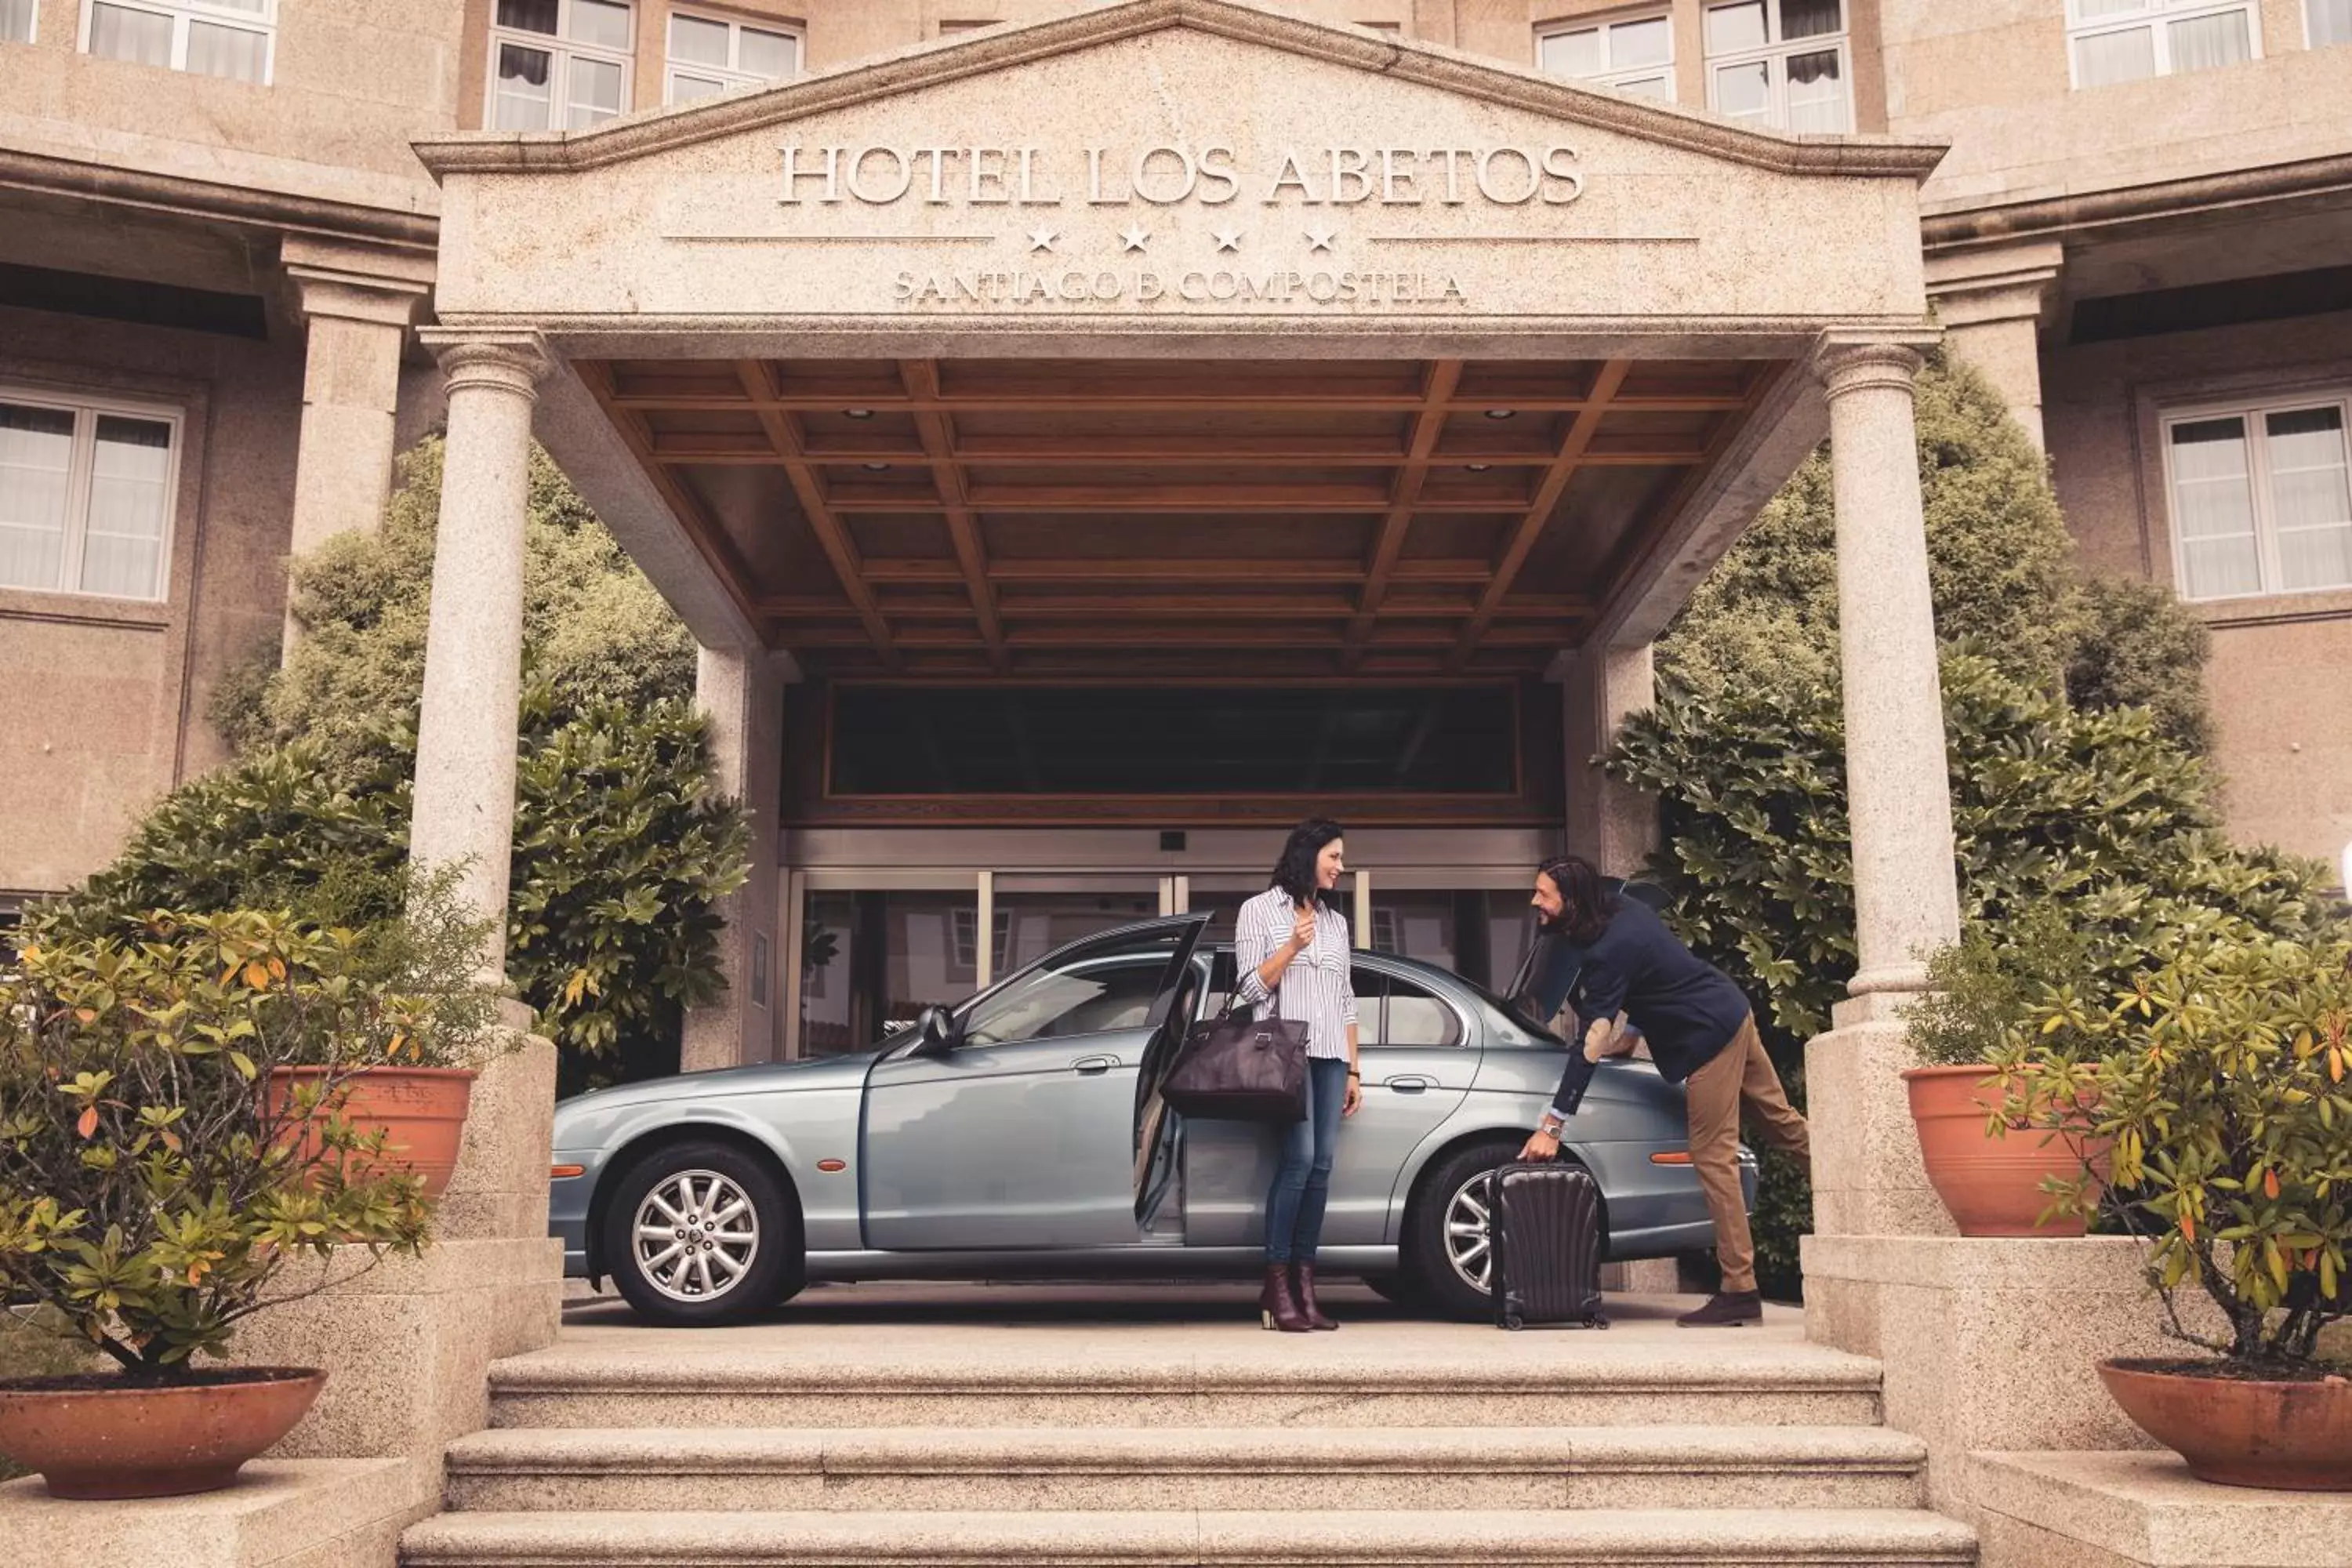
[1233,887,1358,1062]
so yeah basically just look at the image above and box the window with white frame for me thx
[2312,0,2352,47]
[83,0,274,84]
[1703,0,1848,131]
[2067,0,2259,88]
[1539,11,1675,100]
[665,9,799,104]
[2165,392,2352,601]
[2,0,35,46]
[0,391,179,602]
[488,0,633,131]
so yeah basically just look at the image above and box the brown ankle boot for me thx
[1259,1264,1309,1332]
[1292,1263,1338,1330]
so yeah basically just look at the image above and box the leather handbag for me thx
[1161,993,1310,1124]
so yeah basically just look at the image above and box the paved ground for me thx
[550,1279,1824,1367]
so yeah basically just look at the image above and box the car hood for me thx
[554,1050,880,1118]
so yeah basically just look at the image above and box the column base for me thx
[1803,1234,2224,1520]
[1803,993,1957,1245]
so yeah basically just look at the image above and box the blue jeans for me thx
[1265,1057,1349,1265]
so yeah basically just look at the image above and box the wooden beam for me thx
[1449,358,1634,671]
[900,358,1007,672]
[608,390,1749,415]
[858,557,1504,586]
[579,361,771,641]
[1345,359,1462,665]
[733,360,898,669]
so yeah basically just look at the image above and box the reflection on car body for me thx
[547,915,1755,1325]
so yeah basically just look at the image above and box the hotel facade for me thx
[2,0,2349,1069]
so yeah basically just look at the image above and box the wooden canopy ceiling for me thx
[586,355,1786,680]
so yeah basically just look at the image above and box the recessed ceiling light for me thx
[1483,408,1516,420]
[844,408,875,419]
[1465,463,1491,472]
[862,462,891,471]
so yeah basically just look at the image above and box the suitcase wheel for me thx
[1502,1314,1523,1331]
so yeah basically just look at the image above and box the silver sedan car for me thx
[548,914,1751,1325]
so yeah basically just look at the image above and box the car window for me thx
[1352,965,1465,1049]
[960,954,1167,1047]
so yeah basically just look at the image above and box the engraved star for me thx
[1304,223,1337,253]
[1212,225,1243,253]
[1119,223,1151,253]
[1027,226,1058,253]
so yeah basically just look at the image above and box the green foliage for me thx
[1664,355,2082,699]
[0,913,452,1377]
[44,700,747,1087]
[162,434,747,1087]
[509,692,750,1069]
[211,438,696,763]
[2065,575,2215,754]
[1613,655,2343,1295]
[1996,936,2352,1370]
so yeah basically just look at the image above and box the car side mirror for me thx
[914,1004,958,1056]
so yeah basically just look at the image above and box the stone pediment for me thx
[416,0,1947,328]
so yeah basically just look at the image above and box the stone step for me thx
[486,1341,1886,1431]
[400,1506,1979,1566]
[442,1424,1929,1513]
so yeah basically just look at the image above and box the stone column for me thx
[409,332,547,983]
[1925,242,2063,453]
[280,238,434,655]
[1824,338,1962,1000]
[681,643,789,1072]
[1558,640,1661,876]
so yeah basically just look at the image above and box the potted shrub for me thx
[1904,911,2110,1236]
[0,909,485,1499]
[2001,934,2352,1490]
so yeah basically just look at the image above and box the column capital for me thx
[419,330,552,398]
[281,235,435,329]
[1923,239,2065,329]
[1814,332,1935,401]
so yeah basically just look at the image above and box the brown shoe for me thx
[1676,1290,1762,1328]
[1260,1264,1310,1332]
[1291,1263,1338,1330]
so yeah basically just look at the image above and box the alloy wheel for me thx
[632,1168,760,1304]
[1443,1169,1496,1295]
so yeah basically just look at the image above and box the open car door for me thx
[861,916,1208,1250]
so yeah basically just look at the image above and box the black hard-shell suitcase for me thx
[1489,1160,1610,1330]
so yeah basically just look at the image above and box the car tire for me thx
[1403,1138,1602,1323]
[603,1139,803,1327]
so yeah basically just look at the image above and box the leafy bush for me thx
[0,913,459,1376]
[1613,654,2343,1293]
[42,701,747,1089]
[212,439,695,764]
[2064,575,2215,755]
[1997,936,2352,1370]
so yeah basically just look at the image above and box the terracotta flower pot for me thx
[267,1065,476,1197]
[2100,1358,2352,1490]
[0,1367,326,1499]
[1903,1063,2105,1236]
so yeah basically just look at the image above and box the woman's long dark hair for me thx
[1537,855,1620,944]
[1270,818,1346,906]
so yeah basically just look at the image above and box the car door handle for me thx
[1385,1074,1436,1093]
[1070,1054,1120,1075]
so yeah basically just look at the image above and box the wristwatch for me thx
[1537,1114,1566,1139]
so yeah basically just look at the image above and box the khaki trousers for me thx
[1680,1014,1810,1294]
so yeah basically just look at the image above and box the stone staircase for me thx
[401,1297,1976,1566]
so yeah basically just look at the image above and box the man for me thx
[1515,855,1810,1327]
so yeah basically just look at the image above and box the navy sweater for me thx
[1526,899,1753,1116]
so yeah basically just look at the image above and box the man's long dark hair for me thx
[1537,855,1620,944]
[1270,818,1346,906]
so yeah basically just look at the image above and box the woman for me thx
[1516,855,1810,1328]
[1233,818,1362,1333]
